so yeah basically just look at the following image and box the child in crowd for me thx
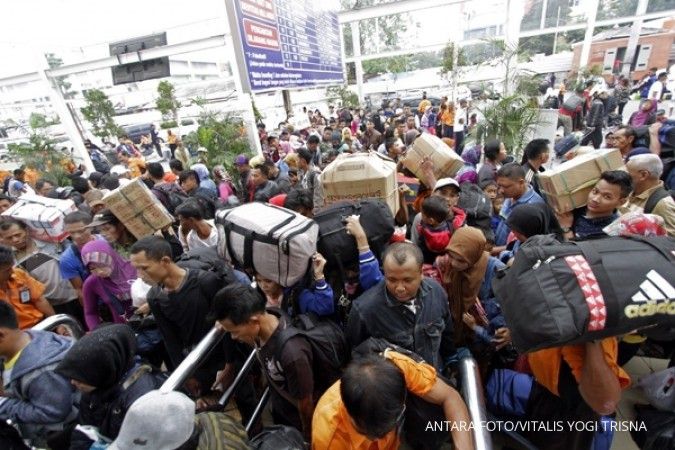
[481,179,504,235]
[417,195,465,253]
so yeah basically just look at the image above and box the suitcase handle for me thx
[572,240,620,329]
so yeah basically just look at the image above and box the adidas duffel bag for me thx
[493,234,675,353]
[216,203,318,287]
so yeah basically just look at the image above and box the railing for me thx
[459,357,493,450]
[31,314,85,339]
[160,326,226,392]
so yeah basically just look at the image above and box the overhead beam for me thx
[338,0,470,24]
[0,35,228,87]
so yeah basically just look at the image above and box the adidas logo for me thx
[625,270,675,318]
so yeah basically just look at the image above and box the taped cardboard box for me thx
[538,148,623,196]
[402,133,464,180]
[103,179,173,239]
[544,184,593,214]
[321,151,400,215]
[1,194,77,243]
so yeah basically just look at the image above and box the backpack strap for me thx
[644,187,671,214]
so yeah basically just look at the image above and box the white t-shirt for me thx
[179,220,219,252]
[454,107,467,129]
[649,80,664,101]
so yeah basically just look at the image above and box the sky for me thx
[0,0,228,77]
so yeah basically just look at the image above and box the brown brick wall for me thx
[571,31,675,80]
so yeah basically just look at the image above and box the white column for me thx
[351,21,364,102]
[36,53,94,174]
[579,0,600,68]
[622,0,649,77]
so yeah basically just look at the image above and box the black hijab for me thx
[507,203,564,240]
[57,324,136,390]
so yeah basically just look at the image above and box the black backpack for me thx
[152,184,190,215]
[175,247,238,288]
[314,199,394,272]
[458,183,494,241]
[273,311,347,395]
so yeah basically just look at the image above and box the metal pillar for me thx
[36,53,94,174]
[350,21,364,103]
[622,0,650,77]
[579,0,600,68]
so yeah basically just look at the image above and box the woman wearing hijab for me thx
[455,145,481,185]
[212,165,237,204]
[81,240,137,331]
[56,324,164,448]
[190,163,218,197]
[436,227,509,352]
[500,203,563,264]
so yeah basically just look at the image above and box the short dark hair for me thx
[484,140,502,161]
[71,177,90,194]
[0,245,14,267]
[0,301,18,329]
[267,135,278,145]
[394,118,405,126]
[616,126,637,143]
[0,218,27,232]
[64,211,93,226]
[213,283,266,325]
[130,235,173,260]
[340,355,406,439]
[35,179,54,192]
[658,72,667,79]
[382,242,423,267]
[307,135,320,145]
[599,170,633,198]
[179,170,199,185]
[257,163,272,179]
[421,195,449,223]
[384,137,399,152]
[521,139,550,165]
[169,159,184,172]
[383,127,396,140]
[496,162,526,181]
[147,162,164,180]
[13,169,24,177]
[297,148,313,164]
[101,174,120,191]
[175,200,204,220]
[284,189,313,212]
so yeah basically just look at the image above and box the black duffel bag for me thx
[314,199,394,271]
[493,234,675,353]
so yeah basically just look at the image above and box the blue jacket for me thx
[358,250,383,290]
[0,331,77,440]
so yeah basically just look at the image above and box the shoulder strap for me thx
[644,187,671,214]
[18,252,55,273]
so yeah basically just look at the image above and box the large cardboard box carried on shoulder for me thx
[402,133,464,180]
[2,194,76,243]
[539,148,624,213]
[102,179,173,239]
[321,151,400,215]
[538,148,623,195]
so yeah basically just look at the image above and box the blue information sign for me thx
[229,0,344,92]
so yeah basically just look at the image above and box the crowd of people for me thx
[0,66,672,450]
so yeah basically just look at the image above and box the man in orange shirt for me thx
[312,346,473,450]
[0,245,54,329]
[524,338,630,449]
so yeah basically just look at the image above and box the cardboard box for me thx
[545,184,593,214]
[321,152,400,215]
[2,194,77,243]
[402,133,464,180]
[102,179,173,239]
[538,148,623,196]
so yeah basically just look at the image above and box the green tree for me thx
[156,80,181,121]
[45,53,76,99]
[596,0,638,20]
[325,84,360,108]
[80,89,122,140]
[440,42,467,76]
[362,55,411,78]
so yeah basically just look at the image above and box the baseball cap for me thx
[87,210,117,228]
[109,390,195,450]
[434,177,460,191]
[234,154,249,166]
